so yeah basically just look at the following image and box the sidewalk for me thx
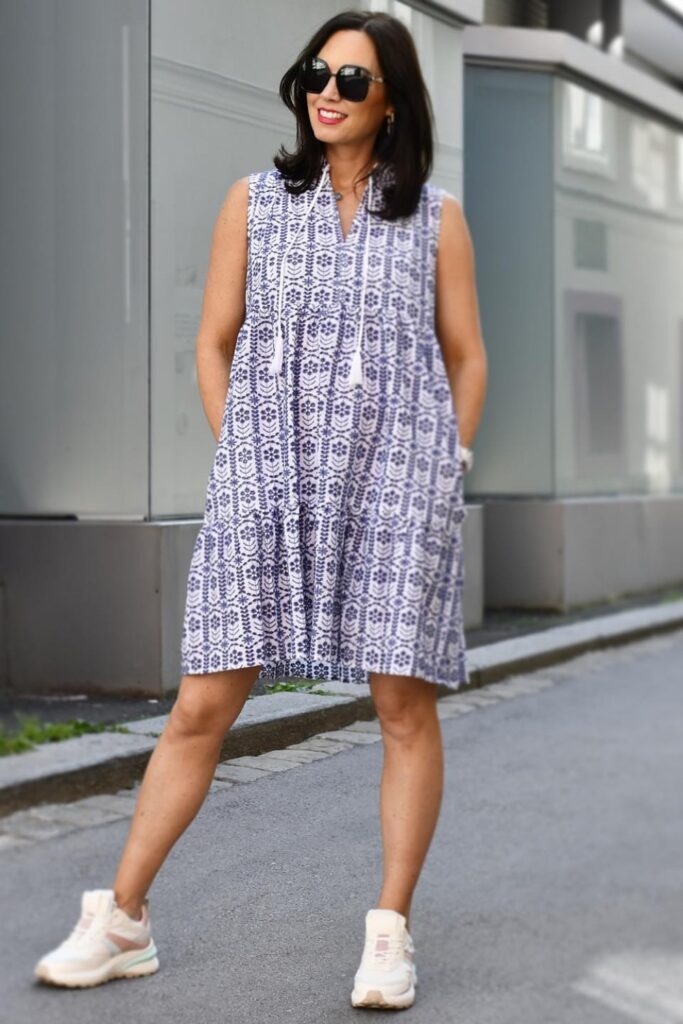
[1,583,683,817]
[3,582,682,732]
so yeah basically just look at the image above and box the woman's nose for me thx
[320,77,341,101]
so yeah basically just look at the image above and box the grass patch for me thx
[264,678,329,696]
[0,713,131,757]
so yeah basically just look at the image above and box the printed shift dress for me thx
[180,156,470,689]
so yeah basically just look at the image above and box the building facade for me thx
[1,0,681,693]
[0,0,483,694]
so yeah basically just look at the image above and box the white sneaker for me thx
[34,888,159,988]
[351,908,418,1009]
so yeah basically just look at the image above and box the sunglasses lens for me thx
[338,67,368,102]
[300,58,370,101]
[300,58,329,94]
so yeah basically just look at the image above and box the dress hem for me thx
[180,653,470,691]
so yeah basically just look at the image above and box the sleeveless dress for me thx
[180,157,469,689]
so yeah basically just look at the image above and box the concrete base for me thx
[462,503,484,629]
[483,494,683,611]
[0,519,199,697]
[0,509,484,696]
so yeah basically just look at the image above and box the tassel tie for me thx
[269,158,375,389]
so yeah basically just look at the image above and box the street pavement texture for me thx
[1,628,682,1024]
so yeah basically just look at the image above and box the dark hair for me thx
[273,10,434,221]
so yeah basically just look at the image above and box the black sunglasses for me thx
[299,55,385,102]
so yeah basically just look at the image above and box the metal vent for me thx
[483,0,549,27]
[574,219,608,271]
[573,311,624,463]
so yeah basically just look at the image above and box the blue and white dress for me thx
[180,157,469,689]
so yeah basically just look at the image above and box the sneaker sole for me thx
[34,943,159,988]
[351,981,416,1009]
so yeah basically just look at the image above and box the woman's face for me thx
[305,30,392,154]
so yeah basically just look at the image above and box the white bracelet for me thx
[459,445,474,472]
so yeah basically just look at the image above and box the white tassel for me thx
[348,344,363,387]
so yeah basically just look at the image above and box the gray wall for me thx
[0,0,149,518]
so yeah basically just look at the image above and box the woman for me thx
[34,9,487,1010]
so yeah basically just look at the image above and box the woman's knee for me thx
[371,675,437,741]
[167,671,253,739]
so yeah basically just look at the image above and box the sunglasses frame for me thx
[299,55,386,102]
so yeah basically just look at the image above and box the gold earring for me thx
[386,111,395,135]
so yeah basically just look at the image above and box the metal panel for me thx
[0,0,149,518]
[464,67,556,496]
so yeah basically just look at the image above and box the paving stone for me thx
[479,684,522,699]
[208,778,235,793]
[0,810,77,840]
[449,693,498,707]
[499,679,554,694]
[73,794,132,817]
[344,720,382,734]
[282,741,333,757]
[214,763,273,783]
[27,801,123,828]
[259,749,325,765]
[224,755,297,773]
[317,729,382,745]
[284,742,336,759]
[86,793,139,815]
[291,737,353,754]
[437,698,476,713]
[437,704,472,718]
[0,833,34,851]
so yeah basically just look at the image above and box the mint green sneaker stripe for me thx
[122,944,158,968]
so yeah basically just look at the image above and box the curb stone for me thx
[0,673,562,851]
[4,622,682,852]
[1,599,682,821]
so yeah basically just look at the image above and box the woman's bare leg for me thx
[369,673,444,932]
[112,664,262,919]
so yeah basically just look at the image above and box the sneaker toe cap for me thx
[35,948,91,976]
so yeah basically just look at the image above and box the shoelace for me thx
[364,931,408,971]
[62,910,110,949]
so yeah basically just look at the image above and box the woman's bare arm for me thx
[434,195,488,451]
[195,176,250,442]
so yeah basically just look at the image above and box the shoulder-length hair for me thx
[273,9,434,221]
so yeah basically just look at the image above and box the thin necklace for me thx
[330,161,379,202]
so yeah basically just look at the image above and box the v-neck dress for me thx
[180,161,470,689]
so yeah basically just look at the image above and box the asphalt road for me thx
[2,629,682,1024]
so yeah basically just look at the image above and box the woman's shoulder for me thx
[421,182,462,236]
[423,180,460,207]
[247,166,284,192]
